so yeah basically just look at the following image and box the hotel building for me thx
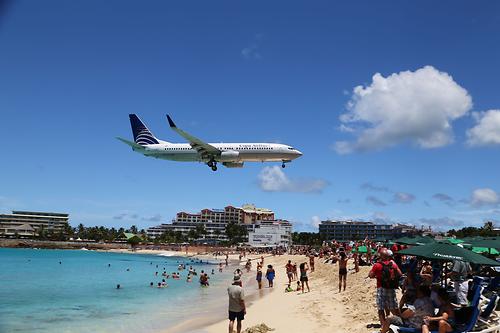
[147,204,278,243]
[318,220,412,241]
[0,211,70,238]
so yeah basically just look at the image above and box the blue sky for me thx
[1,0,499,232]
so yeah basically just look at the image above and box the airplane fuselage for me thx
[138,142,301,163]
[119,114,302,171]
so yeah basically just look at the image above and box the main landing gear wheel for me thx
[207,160,217,171]
[281,162,286,168]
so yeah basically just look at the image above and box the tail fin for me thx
[129,114,159,145]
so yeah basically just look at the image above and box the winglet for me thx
[166,115,176,128]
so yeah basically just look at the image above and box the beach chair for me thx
[388,284,484,333]
[478,294,499,326]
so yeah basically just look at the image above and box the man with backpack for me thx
[369,249,402,327]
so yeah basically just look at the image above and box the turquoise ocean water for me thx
[0,248,232,333]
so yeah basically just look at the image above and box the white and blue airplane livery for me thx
[117,114,302,171]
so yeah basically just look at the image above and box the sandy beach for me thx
[103,249,382,333]
[200,254,380,333]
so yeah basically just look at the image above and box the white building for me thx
[247,220,292,248]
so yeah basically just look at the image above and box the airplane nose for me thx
[295,150,303,156]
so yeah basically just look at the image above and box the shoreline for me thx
[201,255,379,333]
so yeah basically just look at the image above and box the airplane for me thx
[117,114,302,171]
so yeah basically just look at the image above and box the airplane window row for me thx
[164,147,275,151]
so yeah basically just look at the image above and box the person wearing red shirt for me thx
[369,249,402,327]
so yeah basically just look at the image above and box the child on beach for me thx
[337,252,349,292]
[256,267,263,289]
[299,262,310,293]
[285,284,294,292]
[296,281,301,291]
[219,263,223,273]
[265,265,275,288]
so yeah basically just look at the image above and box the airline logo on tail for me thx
[129,114,159,145]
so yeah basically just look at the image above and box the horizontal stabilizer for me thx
[116,137,145,150]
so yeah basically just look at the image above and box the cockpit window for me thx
[288,147,295,150]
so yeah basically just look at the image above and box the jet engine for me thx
[220,150,240,162]
[222,162,244,168]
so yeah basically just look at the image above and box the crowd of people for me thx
[224,240,498,333]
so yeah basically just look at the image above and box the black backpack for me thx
[381,262,400,289]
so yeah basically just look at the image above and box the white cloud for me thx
[310,216,322,228]
[418,217,465,229]
[471,188,499,207]
[142,214,163,222]
[257,166,328,193]
[360,182,391,192]
[334,66,473,154]
[393,192,416,204]
[466,110,500,146]
[432,193,455,206]
[241,34,263,60]
[366,196,387,207]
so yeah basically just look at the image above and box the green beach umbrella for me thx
[402,236,435,245]
[393,236,415,245]
[398,242,499,265]
[352,245,368,253]
[464,238,500,250]
[472,247,500,255]
[445,238,464,244]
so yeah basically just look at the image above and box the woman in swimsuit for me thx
[299,262,310,293]
[265,265,275,288]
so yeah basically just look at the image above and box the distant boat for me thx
[80,247,89,251]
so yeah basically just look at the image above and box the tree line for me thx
[448,221,498,238]
[34,221,248,245]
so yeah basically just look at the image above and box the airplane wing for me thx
[116,137,145,150]
[166,115,221,159]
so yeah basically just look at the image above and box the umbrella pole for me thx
[443,261,447,288]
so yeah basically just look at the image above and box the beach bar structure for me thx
[247,220,293,248]
[0,211,69,238]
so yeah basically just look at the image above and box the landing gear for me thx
[207,160,217,171]
[282,162,286,168]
